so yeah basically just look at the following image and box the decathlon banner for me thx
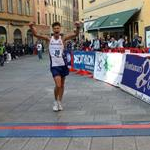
[120,55,150,104]
[94,52,126,87]
[73,51,95,72]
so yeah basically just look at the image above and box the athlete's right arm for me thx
[29,22,50,42]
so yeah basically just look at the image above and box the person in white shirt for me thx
[117,35,124,48]
[93,37,100,51]
[36,41,43,60]
[29,21,81,112]
[109,37,118,49]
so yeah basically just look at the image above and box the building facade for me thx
[0,0,75,45]
[82,0,150,47]
[62,0,74,34]
[34,0,63,37]
[34,0,74,35]
[78,0,84,39]
[0,0,34,45]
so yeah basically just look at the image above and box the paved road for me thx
[0,54,150,150]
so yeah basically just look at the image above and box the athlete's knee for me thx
[55,84,62,89]
[61,85,64,89]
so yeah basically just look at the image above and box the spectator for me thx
[101,37,107,49]
[131,33,139,47]
[36,41,43,60]
[105,34,111,48]
[11,43,17,60]
[109,37,118,49]
[117,35,124,48]
[123,36,131,48]
[0,43,5,66]
[42,42,45,53]
[83,38,91,51]
[93,37,100,51]
[5,43,12,63]
[66,40,72,51]
[136,36,144,48]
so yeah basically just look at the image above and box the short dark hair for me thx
[52,22,61,28]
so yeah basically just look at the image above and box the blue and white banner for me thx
[121,54,150,104]
[63,49,71,67]
[73,51,95,72]
[94,52,126,87]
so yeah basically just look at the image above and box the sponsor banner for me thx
[146,30,150,48]
[121,55,150,102]
[63,49,71,67]
[73,51,95,72]
[94,52,126,87]
[120,84,150,104]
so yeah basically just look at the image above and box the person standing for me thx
[36,41,43,60]
[29,21,81,111]
[123,36,131,48]
[117,35,124,48]
[93,37,100,51]
[0,43,5,66]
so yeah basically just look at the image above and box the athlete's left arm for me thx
[63,22,82,42]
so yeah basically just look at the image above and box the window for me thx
[18,0,22,14]
[54,0,56,8]
[73,0,75,7]
[49,13,51,25]
[55,15,57,21]
[82,0,84,10]
[61,16,62,24]
[26,1,30,15]
[60,0,61,7]
[58,15,60,22]
[45,14,48,25]
[37,12,40,24]
[44,0,48,6]
[0,0,3,12]
[57,0,59,7]
[53,14,55,23]
[7,0,13,13]
[134,22,139,34]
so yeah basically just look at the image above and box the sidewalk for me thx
[0,54,150,150]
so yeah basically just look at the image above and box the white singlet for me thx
[49,36,65,67]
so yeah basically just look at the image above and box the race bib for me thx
[54,49,61,57]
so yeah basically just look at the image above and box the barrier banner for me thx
[73,51,95,72]
[94,52,126,87]
[121,54,150,104]
[63,50,71,67]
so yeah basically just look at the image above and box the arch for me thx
[26,29,33,45]
[14,29,22,44]
[0,26,7,43]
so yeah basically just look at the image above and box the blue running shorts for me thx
[51,66,69,77]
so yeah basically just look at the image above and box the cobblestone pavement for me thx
[0,54,150,150]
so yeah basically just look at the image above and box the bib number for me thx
[54,50,61,57]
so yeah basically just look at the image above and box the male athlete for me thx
[29,21,81,111]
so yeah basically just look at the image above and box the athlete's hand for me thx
[74,21,83,28]
[29,22,35,28]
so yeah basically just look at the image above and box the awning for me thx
[84,20,96,32]
[87,8,139,32]
[88,15,109,31]
[100,9,139,29]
